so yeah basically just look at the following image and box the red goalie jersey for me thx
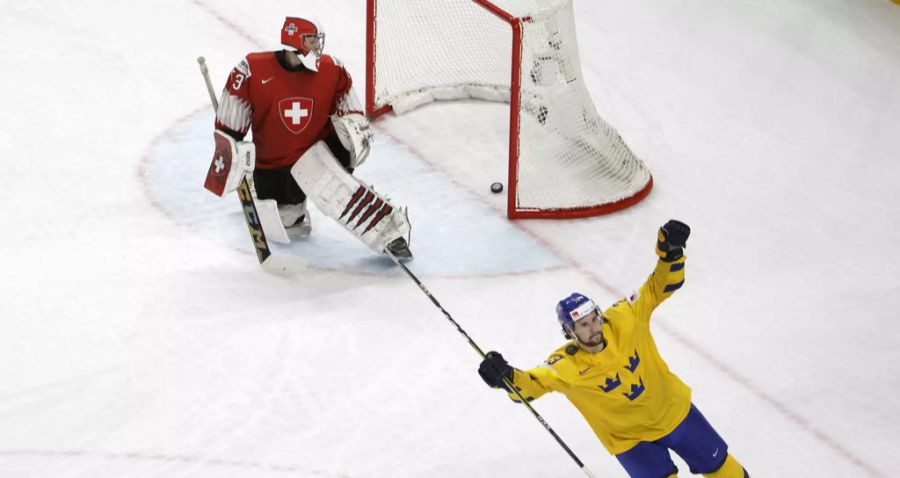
[214,51,355,170]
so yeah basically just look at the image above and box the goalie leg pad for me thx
[277,201,307,226]
[253,198,290,244]
[291,141,410,254]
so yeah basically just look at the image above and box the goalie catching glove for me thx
[331,113,372,169]
[204,130,255,196]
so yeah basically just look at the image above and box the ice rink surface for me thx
[2,0,900,476]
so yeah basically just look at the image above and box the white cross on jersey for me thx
[215,155,225,173]
[284,102,309,125]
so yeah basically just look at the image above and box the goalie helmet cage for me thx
[366,0,653,219]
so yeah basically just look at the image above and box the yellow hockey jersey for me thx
[508,256,691,455]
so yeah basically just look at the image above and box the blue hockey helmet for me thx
[556,292,599,337]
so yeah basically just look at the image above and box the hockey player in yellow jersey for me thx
[478,220,749,478]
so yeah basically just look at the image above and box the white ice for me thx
[2,1,899,477]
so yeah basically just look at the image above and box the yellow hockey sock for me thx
[704,454,748,478]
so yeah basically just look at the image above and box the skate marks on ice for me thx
[0,449,347,478]
[140,108,564,278]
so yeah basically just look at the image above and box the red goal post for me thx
[366,0,652,219]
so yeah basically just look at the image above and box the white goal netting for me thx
[368,0,652,218]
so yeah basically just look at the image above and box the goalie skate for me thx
[285,214,311,238]
[279,201,312,238]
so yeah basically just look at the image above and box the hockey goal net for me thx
[366,0,652,219]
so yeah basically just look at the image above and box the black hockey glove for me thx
[478,351,514,391]
[656,219,691,262]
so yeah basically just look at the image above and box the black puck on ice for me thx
[491,182,504,193]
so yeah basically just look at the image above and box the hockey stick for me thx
[385,251,597,478]
[197,57,305,273]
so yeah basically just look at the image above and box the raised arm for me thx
[632,220,691,321]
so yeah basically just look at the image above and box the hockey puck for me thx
[491,182,504,194]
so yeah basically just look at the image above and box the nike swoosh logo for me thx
[578,367,592,375]
[261,77,274,84]
[712,448,720,457]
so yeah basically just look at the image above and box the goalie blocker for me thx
[204,130,255,197]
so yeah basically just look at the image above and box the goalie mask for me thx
[282,17,325,58]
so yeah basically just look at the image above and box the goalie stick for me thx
[384,250,598,478]
[197,56,304,273]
